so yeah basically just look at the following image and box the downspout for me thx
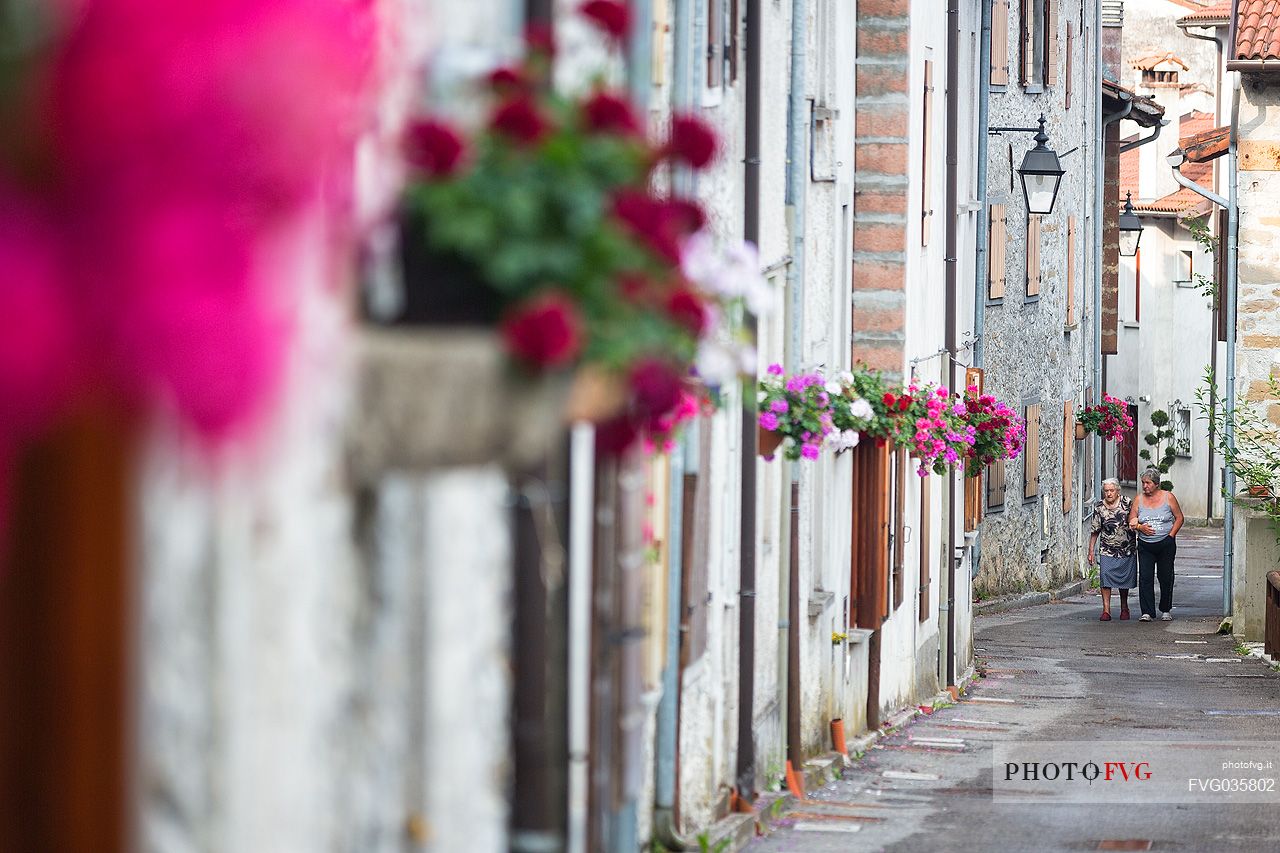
[944,0,960,688]
[653,0,695,846]
[736,0,762,804]
[566,425,596,853]
[784,0,806,780]
[1225,70,1240,617]
[970,0,992,587]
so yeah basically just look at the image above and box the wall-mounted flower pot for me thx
[758,427,783,459]
[347,329,567,478]
[1075,422,1087,441]
[1247,484,1273,499]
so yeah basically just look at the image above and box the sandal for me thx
[1099,612,1112,622]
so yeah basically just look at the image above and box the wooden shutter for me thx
[1066,215,1076,325]
[707,0,724,88]
[1062,400,1073,513]
[988,204,1007,299]
[893,448,907,610]
[729,0,740,82]
[1027,213,1042,297]
[918,475,931,622]
[1216,207,1228,342]
[1024,403,1041,499]
[922,60,934,247]
[991,0,1010,86]
[987,458,1006,508]
[1064,22,1073,108]
[851,440,891,629]
[964,366,984,531]
[1020,0,1034,86]
[679,472,707,667]
[1045,0,1059,86]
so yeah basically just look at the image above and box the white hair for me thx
[1102,477,1120,488]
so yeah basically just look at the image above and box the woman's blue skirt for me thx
[1099,552,1136,590]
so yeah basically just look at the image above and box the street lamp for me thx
[990,114,1067,216]
[1118,192,1143,257]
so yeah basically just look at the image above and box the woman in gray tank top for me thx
[1127,468,1185,621]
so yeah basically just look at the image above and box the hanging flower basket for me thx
[1075,422,1087,441]
[1076,394,1133,442]
[758,426,784,459]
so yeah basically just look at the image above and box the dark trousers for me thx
[1137,536,1176,616]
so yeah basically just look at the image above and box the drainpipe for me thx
[566,425,595,853]
[1097,92,1131,494]
[652,0,695,847]
[784,0,806,778]
[736,0,762,804]
[1225,71,1240,617]
[943,0,960,688]
[969,0,992,587]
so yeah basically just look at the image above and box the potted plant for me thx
[756,365,837,461]
[1076,393,1133,442]
[378,4,761,459]
[1196,369,1280,542]
[959,386,1027,478]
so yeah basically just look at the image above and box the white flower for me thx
[838,371,854,385]
[825,380,843,395]
[849,398,874,420]
[828,430,860,452]
[681,231,720,287]
[738,344,757,374]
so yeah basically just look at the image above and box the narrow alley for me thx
[750,528,1280,852]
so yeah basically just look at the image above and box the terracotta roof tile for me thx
[1178,1,1232,25]
[1131,187,1214,215]
[1182,124,1230,162]
[1234,0,1280,62]
[1131,52,1191,71]
[1120,145,1140,198]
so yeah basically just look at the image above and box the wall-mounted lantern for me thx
[1118,192,1143,257]
[990,114,1066,216]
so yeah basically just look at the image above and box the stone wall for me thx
[975,0,1096,597]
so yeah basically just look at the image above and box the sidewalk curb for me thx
[973,579,1087,616]
[700,670,978,852]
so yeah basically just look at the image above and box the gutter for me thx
[944,0,960,688]
[736,0,762,806]
[1118,119,1167,153]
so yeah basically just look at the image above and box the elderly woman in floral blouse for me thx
[1088,478,1136,621]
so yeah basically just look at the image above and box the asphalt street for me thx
[748,527,1280,852]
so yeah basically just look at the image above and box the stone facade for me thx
[976,0,1100,597]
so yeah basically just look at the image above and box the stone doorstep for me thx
[973,579,1087,616]
[696,673,977,853]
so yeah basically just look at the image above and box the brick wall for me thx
[852,0,910,376]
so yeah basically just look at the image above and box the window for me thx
[706,0,739,90]
[988,204,1007,300]
[1174,406,1193,457]
[1020,0,1058,90]
[991,0,1010,87]
[1024,403,1042,500]
[1065,215,1076,326]
[986,458,1007,510]
[1175,250,1194,288]
[922,60,935,246]
[1026,213,1042,299]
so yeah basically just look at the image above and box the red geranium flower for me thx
[500,291,583,369]
[665,288,708,336]
[490,96,549,145]
[611,191,706,263]
[629,357,685,422]
[403,119,466,176]
[897,395,912,411]
[595,414,641,456]
[582,90,642,136]
[666,114,718,169]
[487,66,526,92]
[524,22,556,56]
[579,0,631,40]
[882,392,897,407]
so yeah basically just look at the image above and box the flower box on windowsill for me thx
[346,329,567,479]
